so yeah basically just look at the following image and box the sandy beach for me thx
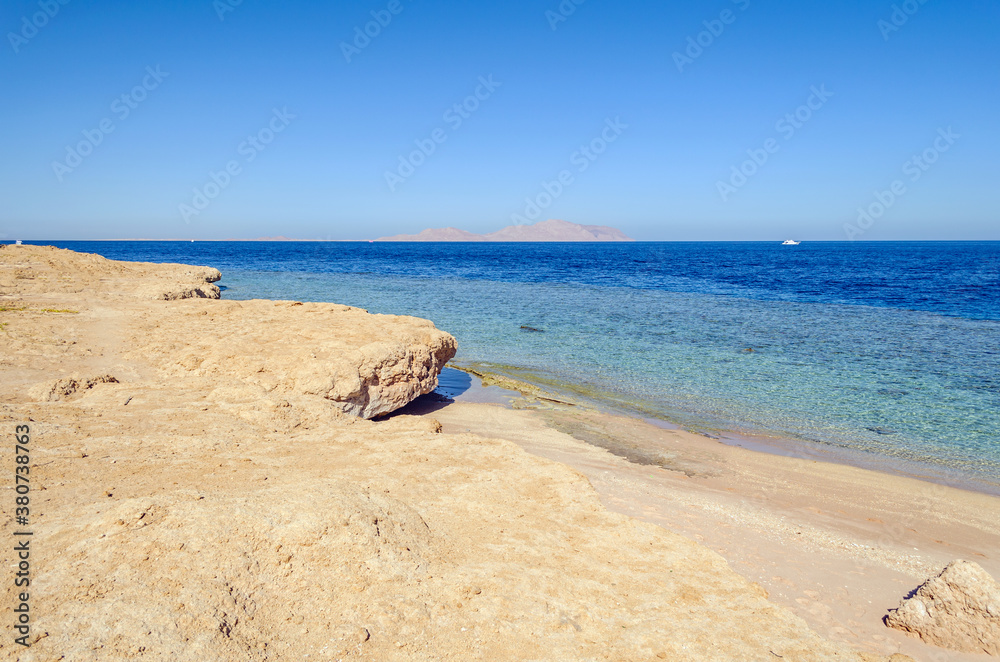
[404,386,1000,661]
[2,245,996,661]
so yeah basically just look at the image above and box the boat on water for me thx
[782,239,801,245]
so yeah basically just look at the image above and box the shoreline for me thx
[3,243,931,660]
[9,239,1000,243]
[447,363,1000,499]
[403,371,1000,660]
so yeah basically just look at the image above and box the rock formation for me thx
[1,245,453,419]
[129,298,457,419]
[885,560,1000,655]
[0,244,221,301]
[377,219,634,242]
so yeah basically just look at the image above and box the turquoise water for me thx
[224,271,999,486]
[29,241,1000,490]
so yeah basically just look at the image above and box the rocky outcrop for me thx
[141,271,221,301]
[885,560,1000,655]
[4,245,454,419]
[30,374,120,401]
[0,244,220,300]
[325,335,457,418]
[126,299,457,420]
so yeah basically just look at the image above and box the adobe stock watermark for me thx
[844,127,958,240]
[673,0,751,73]
[511,117,627,225]
[546,0,586,31]
[52,66,170,183]
[214,0,244,22]
[716,84,833,202]
[878,0,931,41]
[179,107,296,223]
[7,0,71,54]
[384,75,502,192]
[341,0,408,63]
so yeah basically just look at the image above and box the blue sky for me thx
[1,0,997,240]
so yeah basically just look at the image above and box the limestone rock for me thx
[30,374,119,401]
[885,560,1000,655]
[127,299,457,420]
[0,243,220,300]
[3,245,452,419]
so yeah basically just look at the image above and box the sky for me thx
[0,0,997,241]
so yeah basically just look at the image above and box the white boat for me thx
[781,239,800,245]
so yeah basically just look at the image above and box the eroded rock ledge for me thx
[128,299,457,419]
[0,243,222,301]
[2,244,456,419]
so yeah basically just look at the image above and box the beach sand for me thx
[3,244,995,660]
[401,381,1000,661]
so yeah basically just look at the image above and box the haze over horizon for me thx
[2,0,997,241]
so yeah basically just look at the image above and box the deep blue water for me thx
[18,240,1000,488]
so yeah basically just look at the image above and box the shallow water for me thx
[31,240,1000,487]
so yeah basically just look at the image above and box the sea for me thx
[25,240,1000,492]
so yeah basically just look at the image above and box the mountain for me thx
[378,227,486,242]
[484,220,632,242]
[377,219,633,242]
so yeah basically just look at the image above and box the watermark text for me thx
[511,117,627,224]
[716,84,833,202]
[844,127,958,239]
[179,107,296,223]
[52,66,169,183]
[7,0,71,54]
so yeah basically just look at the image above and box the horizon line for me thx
[6,239,1000,244]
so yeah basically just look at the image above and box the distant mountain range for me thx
[377,219,633,242]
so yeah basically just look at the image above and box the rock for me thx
[30,374,119,401]
[885,560,1000,655]
[3,245,454,420]
[0,244,221,300]
[145,273,221,301]
[130,299,457,420]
